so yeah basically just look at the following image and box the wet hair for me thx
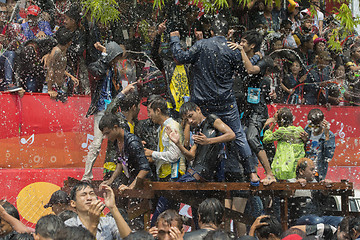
[123,230,154,240]
[119,93,140,112]
[307,108,324,126]
[281,19,292,29]
[58,210,77,222]
[55,27,73,46]
[65,5,82,23]
[54,226,95,240]
[179,102,198,118]
[157,209,183,230]
[255,215,282,238]
[69,182,95,201]
[9,233,34,240]
[35,214,65,239]
[277,107,293,127]
[339,216,354,233]
[0,200,20,220]
[296,158,313,176]
[242,30,263,52]
[349,217,360,238]
[148,96,168,115]
[198,198,224,226]
[211,15,228,36]
[98,113,128,132]
[203,230,231,240]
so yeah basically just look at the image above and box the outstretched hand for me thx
[165,126,180,144]
[121,81,137,95]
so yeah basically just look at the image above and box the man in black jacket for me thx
[98,113,151,191]
[82,41,124,182]
[170,16,254,184]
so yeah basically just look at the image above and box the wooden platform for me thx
[63,178,357,230]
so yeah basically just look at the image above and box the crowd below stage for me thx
[1,0,359,239]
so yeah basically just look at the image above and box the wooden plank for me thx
[142,181,354,193]
[118,189,155,199]
[280,196,289,230]
[127,199,152,220]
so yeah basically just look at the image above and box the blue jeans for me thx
[0,51,15,86]
[199,102,256,174]
[24,75,44,92]
[296,214,343,227]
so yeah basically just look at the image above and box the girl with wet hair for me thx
[263,107,306,180]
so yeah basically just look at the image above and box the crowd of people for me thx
[0,0,358,239]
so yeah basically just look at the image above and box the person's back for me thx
[263,107,305,180]
[170,17,243,106]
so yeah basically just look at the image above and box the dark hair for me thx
[203,230,231,240]
[9,233,34,240]
[211,16,228,36]
[198,198,224,226]
[35,214,64,239]
[65,5,82,23]
[277,107,293,127]
[296,158,312,176]
[349,217,360,238]
[179,102,198,118]
[255,215,282,238]
[119,93,140,112]
[281,19,292,29]
[156,209,183,230]
[123,230,154,240]
[55,27,73,46]
[307,108,324,125]
[0,200,20,220]
[58,210,77,222]
[339,216,354,233]
[69,182,94,201]
[148,96,168,115]
[98,113,128,132]
[242,30,263,52]
[54,226,95,240]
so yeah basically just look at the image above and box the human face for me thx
[337,227,351,240]
[315,41,326,53]
[183,109,202,127]
[290,61,301,75]
[353,47,360,60]
[51,203,66,215]
[240,38,254,54]
[64,15,77,31]
[147,107,160,124]
[0,7,7,23]
[157,219,181,240]
[102,127,119,142]
[335,65,345,79]
[0,217,12,237]
[302,161,315,182]
[273,40,283,51]
[70,186,97,213]
[304,19,313,30]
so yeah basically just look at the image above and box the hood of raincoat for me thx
[105,41,123,64]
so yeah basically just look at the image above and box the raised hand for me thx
[165,126,180,144]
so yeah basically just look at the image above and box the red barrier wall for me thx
[0,92,359,226]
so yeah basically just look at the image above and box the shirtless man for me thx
[43,26,78,99]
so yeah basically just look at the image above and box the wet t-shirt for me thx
[192,114,221,180]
